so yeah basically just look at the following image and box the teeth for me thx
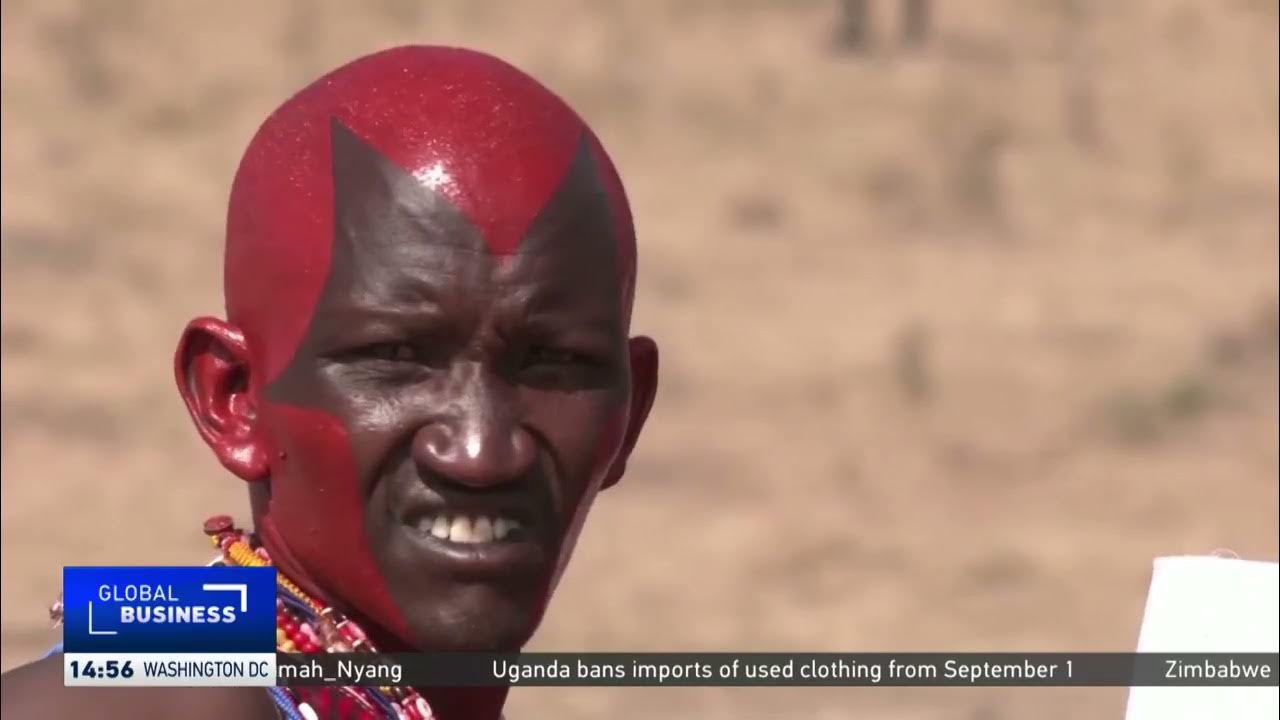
[449,516,473,543]
[421,514,521,544]
[431,516,450,540]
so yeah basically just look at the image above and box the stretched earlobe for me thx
[602,336,659,490]
[174,317,270,481]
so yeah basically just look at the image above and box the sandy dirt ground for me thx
[2,1,1277,717]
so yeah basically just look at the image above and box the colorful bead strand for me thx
[205,516,434,720]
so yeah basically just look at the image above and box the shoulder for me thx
[1,655,278,720]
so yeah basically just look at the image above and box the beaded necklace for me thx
[204,515,434,720]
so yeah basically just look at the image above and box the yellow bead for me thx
[278,579,323,613]
[276,629,287,644]
[281,640,296,652]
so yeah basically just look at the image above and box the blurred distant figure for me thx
[901,0,931,47]
[833,0,932,52]
[833,0,871,51]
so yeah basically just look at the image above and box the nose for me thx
[410,371,537,489]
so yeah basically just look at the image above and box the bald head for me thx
[224,46,637,383]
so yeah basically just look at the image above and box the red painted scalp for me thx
[224,46,636,383]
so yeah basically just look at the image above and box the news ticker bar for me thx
[64,653,1278,688]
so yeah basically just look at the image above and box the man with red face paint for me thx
[1,46,659,720]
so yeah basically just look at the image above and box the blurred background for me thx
[2,0,1277,717]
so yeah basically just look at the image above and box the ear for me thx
[602,336,659,490]
[174,317,270,481]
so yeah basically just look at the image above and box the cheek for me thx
[588,404,628,477]
[532,392,628,505]
[258,401,410,640]
[547,404,628,590]
[266,404,353,494]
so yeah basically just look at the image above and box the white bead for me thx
[298,701,319,720]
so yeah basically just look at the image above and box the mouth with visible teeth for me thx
[397,499,550,579]
[413,513,529,545]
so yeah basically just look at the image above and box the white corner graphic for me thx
[202,583,249,612]
[86,601,118,635]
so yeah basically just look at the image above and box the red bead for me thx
[203,515,233,535]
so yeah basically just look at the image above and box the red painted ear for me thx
[602,336,659,490]
[175,317,270,481]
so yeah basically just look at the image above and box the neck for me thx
[255,515,333,605]
[255,516,511,719]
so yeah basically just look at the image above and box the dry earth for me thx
[2,1,1277,718]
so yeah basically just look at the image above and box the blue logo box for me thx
[62,566,277,653]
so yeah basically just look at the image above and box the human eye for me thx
[324,341,432,386]
[516,342,617,391]
[359,342,418,363]
[521,346,600,369]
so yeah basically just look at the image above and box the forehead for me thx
[325,119,622,314]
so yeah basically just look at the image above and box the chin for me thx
[408,582,546,652]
